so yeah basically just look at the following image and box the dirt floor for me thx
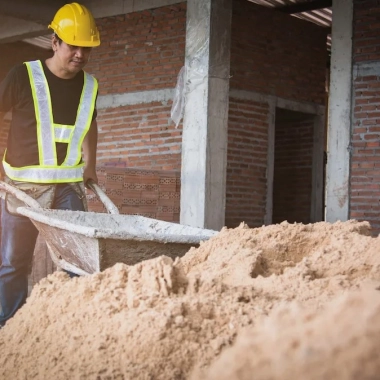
[0,219,379,379]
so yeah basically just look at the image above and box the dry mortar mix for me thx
[0,220,379,379]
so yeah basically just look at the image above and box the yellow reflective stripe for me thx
[77,75,98,160]
[54,124,74,143]
[25,61,57,166]
[63,73,97,166]
[2,160,85,183]
[15,61,97,183]
[25,63,44,166]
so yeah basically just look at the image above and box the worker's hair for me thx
[54,33,62,45]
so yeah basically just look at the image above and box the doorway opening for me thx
[272,108,325,224]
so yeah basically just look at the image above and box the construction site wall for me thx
[85,4,186,170]
[0,1,327,228]
[88,167,180,222]
[272,112,315,224]
[226,0,327,227]
[230,0,327,104]
[226,98,270,228]
[351,0,380,235]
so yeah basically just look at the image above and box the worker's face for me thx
[52,36,92,76]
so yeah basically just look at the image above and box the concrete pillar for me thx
[180,0,232,230]
[264,98,276,226]
[311,113,326,222]
[325,0,353,222]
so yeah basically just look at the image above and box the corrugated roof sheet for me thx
[247,0,332,49]
[247,0,332,28]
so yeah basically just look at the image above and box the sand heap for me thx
[0,220,380,379]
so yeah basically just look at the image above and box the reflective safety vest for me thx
[3,60,98,183]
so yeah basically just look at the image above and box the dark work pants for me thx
[0,183,85,326]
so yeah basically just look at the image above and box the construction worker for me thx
[0,3,100,327]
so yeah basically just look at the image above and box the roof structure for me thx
[248,0,332,48]
[4,0,332,50]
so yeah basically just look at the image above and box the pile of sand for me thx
[195,289,380,380]
[0,220,379,379]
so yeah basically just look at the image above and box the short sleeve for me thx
[0,65,24,113]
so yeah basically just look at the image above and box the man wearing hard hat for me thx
[0,3,100,327]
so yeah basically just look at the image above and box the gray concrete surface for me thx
[325,0,353,223]
[180,0,232,230]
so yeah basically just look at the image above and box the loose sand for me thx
[0,219,379,379]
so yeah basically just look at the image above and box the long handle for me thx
[86,180,119,215]
[0,181,42,209]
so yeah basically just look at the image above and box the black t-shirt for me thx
[0,61,97,167]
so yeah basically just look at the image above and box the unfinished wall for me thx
[226,98,269,227]
[230,0,327,104]
[87,167,180,222]
[272,110,314,224]
[85,4,186,170]
[95,102,182,169]
[226,0,328,228]
[0,1,328,229]
[351,0,380,235]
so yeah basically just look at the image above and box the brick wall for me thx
[272,110,314,224]
[86,4,186,95]
[0,2,328,230]
[87,166,180,222]
[231,0,328,105]
[351,0,380,235]
[226,98,270,228]
[96,102,182,170]
[225,0,327,228]
[84,3,186,170]
[353,0,380,62]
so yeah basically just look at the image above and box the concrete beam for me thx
[180,0,232,230]
[97,88,173,109]
[311,113,325,222]
[353,61,380,78]
[0,15,49,44]
[265,97,276,225]
[81,0,183,18]
[0,0,64,24]
[325,0,353,222]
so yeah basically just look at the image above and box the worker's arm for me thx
[0,68,17,182]
[0,113,4,179]
[0,66,20,114]
[82,119,98,185]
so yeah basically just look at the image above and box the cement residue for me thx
[0,220,379,379]
[18,208,217,241]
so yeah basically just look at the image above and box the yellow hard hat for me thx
[48,2,100,47]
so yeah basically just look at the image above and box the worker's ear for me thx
[51,34,59,52]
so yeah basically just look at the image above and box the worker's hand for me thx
[83,166,98,188]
